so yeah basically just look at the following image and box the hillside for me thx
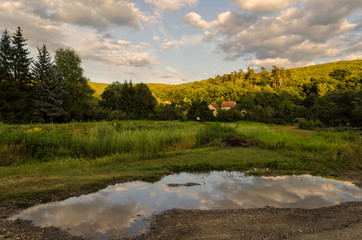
[88,59,362,102]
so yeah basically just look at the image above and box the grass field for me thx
[0,121,361,209]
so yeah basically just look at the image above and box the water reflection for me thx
[11,172,362,239]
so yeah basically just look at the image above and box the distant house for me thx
[208,103,220,117]
[221,101,236,110]
[160,101,172,105]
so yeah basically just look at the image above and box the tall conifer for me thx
[32,44,66,122]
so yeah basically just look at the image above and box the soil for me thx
[0,174,361,240]
[221,136,256,147]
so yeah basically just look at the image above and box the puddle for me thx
[11,172,362,239]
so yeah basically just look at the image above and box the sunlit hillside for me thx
[89,59,362,101]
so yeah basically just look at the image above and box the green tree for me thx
[271,66,280,90]
[32,45,66,122]
[54,48,95,121]
[31,44,52,82]
[11,26,32,83]
[187,100,214,121]
[100,81,123,111]
[101,81,157,119]
[134,83,157,119]
[0,27,33,123]
[259,67,270,86]
[0,29,12,81]
[245,67,256,86]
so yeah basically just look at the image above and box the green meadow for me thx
[0,121,361,208]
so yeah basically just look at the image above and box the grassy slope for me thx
[88,82,108,98]
[0,121,360,208]
[88,60,362,100]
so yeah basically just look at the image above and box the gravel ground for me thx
[134,202,362,240]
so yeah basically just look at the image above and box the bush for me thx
[297,118,324,130]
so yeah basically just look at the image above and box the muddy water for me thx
[11,172,362,239]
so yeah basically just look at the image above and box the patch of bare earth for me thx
[220,136,256,147]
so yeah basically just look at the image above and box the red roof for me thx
[209,103,220,109]
[160,101,172,105]
[221,101,236,108]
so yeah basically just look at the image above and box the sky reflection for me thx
[11,172,362,239]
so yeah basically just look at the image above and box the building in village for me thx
[221,101,236,110]
[208,103,220,117]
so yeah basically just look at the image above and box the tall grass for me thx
[233,122,359,152]
[0,121,199,165]
[233,122,361,170]
[196,123,237,146]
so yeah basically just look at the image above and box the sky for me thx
[0,0,361,84]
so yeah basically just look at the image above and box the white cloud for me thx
[185,0,362,68]
[145,0,198,12]
[2,0,156,32]
[161,40,184,50]
[116,40,131,46]
[343,53,362,60]
[232,0,297,13]
[184,12,214,30]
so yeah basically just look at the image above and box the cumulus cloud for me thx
[0,1,66,50]
[161,40,184,50]
[185,0,362,68]
[184,12,214,30]
[145,0,198,12]
[2,0,155,33]
[0,0,159,70]
[232,0,297,13]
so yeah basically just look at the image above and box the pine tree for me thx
[0,29,12,81]
[11,26,32,83]
[0,27,32,123]
[31,44,52,82]
[33,70,67,122]
[32,44,66,122]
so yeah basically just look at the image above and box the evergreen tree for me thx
[33,70,67,123]
[0,27,32,123]
[31,44,52,82]
[32,44,66,122]
[0,29,12,81]
[11,26,32,83]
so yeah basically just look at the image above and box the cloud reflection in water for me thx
[12,172,362,239]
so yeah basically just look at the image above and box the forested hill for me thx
[89,59,362,103]
[288,60,362,83]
